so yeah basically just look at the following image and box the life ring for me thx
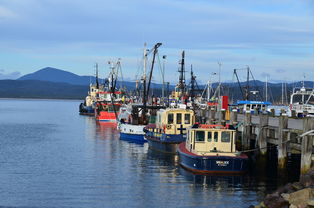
[166,124,171,129]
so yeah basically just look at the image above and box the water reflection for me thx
[179,167,246,187]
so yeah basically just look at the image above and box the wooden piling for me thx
[301,117,314,174]
[242,111,252,150]
[258,113,269,155]
[278,114,288,169]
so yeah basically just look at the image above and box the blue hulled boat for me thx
[178,124,249,174]
[144,105,195,154]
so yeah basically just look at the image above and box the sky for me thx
[0,0,314,84]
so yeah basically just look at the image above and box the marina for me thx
[0,99,302,207]
[1,0,314,207]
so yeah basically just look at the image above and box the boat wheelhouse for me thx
[290,86,314,117]
[178,124,249,174]
[95,98,122,122]
[144,105,195,153]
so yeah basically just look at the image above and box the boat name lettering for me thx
[216,161,229,166]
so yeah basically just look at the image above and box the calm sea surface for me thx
[0,99,300,208]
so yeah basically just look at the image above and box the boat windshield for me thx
[195,131,205,142]
[184,114,190,124]
[304,95,314,104]
[177,113,182,124]
[168,113,174,124]
[221,132,231,143]
[207,131,212,142]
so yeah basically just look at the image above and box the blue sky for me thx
[0,0,314,83]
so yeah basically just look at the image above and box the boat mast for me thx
[218,62,222,98]
[143,43,147,103]
[282,82,284,105]
[246,66,250,101]
[265,75,268,102]
[178,51,186,97]
[95,63,99,89]
[161,55,166,104]
[142,42,162,124]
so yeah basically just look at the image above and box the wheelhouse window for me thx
[207,131,212,142]
[177,113,182,124]
[214,132,218,142]
[195,131,205,142]
[168,113,174,124]
[221,131,231,143]
[184,114,190,124]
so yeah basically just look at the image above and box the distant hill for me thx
[17,67,168,89]
[18,67,93,86]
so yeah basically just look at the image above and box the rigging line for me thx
[156,52,164,84]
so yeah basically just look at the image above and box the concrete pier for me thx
[224,111,313,174]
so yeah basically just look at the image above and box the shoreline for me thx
[252,166,314,208]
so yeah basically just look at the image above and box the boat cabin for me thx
[98,91,124,102]
[186,125,237,156]
[155,107,195,135]
[235,100,271,114]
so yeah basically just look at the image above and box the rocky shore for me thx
[251,167,314,208]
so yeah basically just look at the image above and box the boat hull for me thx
[96,112,118,123]
[79,103,95,116]
[120,132,145,143]
[178,143,249,174]
[118,123,146,143]
[144,132,185,154]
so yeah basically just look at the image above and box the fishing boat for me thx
[79,63,103,116]
[232,67,271,114]
[95,94,123,122]
[235,100,271,114]
[144,104,195,153]
[95,60,125,123]
[118,43,163,142]
[290,83,314,117]
[177,124,249,174]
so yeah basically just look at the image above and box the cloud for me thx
[0,6,17,20]
[0,0,314,82]
[276,69,287,73]
[0,70,21,80]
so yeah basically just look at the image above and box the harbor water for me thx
[0,99,300,208]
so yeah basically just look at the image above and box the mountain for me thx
[17,67,169,89]
[18,67,93,86]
